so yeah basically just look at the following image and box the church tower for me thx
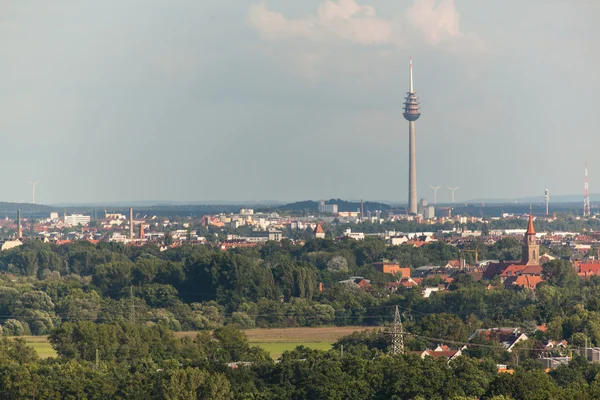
[523,211,539,265]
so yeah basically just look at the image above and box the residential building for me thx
[469,328,528,352]
[268,231,283,242]
[503,274,545,290]
[373,260,410,277]
[1,240,23,251]
[338,277,371,289]
[318,201,338,214]
[64,214,91,227]
[539,356,570,370]
[416,346,462,362]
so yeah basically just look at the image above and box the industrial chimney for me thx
[17,210,22,239]
[129,208,134,239]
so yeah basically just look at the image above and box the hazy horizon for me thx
[1,1,598,204]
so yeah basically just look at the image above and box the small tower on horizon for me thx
[403,57,421,215]
[523,209,539,265]
[314,222,325,239]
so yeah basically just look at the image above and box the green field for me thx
[253,342,332,359]
[29,341,57,358]
[13,336,57,359]
[18,326,373,360]
[19,339,331,360]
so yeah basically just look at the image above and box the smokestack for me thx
[17,210,22,239]
[129,208,134,239]
[361,199,364,222]
[139,223,144,239]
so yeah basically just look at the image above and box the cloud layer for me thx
[248,0,482,50]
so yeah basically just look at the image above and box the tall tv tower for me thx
[403,57,421,214]
[584,162,590,217]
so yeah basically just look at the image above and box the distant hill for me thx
[467,193,600,204]
[0,202,56,218]
[277,199,391,213]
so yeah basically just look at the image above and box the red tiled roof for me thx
[357,279,372,289]
[578,263,600,275]
[504,274,545,289]
[422,349,460,358]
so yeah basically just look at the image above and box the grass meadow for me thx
[16,326,376,359]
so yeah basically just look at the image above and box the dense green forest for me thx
[1,321,600,399]
[0,237,597,338]
[5,238,600,397]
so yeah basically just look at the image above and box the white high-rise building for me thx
[64,214,91,227]
[318,202,338,214]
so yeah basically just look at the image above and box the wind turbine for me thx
[429,185,441,205]
[448,187,459,204]
[28,181,40,204]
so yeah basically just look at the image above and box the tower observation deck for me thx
[403,57,421,214]
[403,58,421,122]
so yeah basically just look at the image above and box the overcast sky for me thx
[1,0,598,204]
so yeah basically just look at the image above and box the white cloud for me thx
[248,0,482,50]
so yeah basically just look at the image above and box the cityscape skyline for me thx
[0,0,598,204]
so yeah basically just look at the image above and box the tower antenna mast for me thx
[584,162,591,217]
[545,189,549,217]
[403,57,421,215]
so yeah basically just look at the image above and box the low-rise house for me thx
[416,346,462,362]
[576,261,600,277]
[413,265,441,277]
[388,236,408,246]
[1,239,23,251]
[539,356,570,370]
[469,328,528,352]
[445,260,461,269]
[545,340,568,350]
[586,347,600,363]
[503,274,545,290]
[373,260,410,277]
[338,277,371,289]
[385,278,421,292]
[423,285,445,298]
